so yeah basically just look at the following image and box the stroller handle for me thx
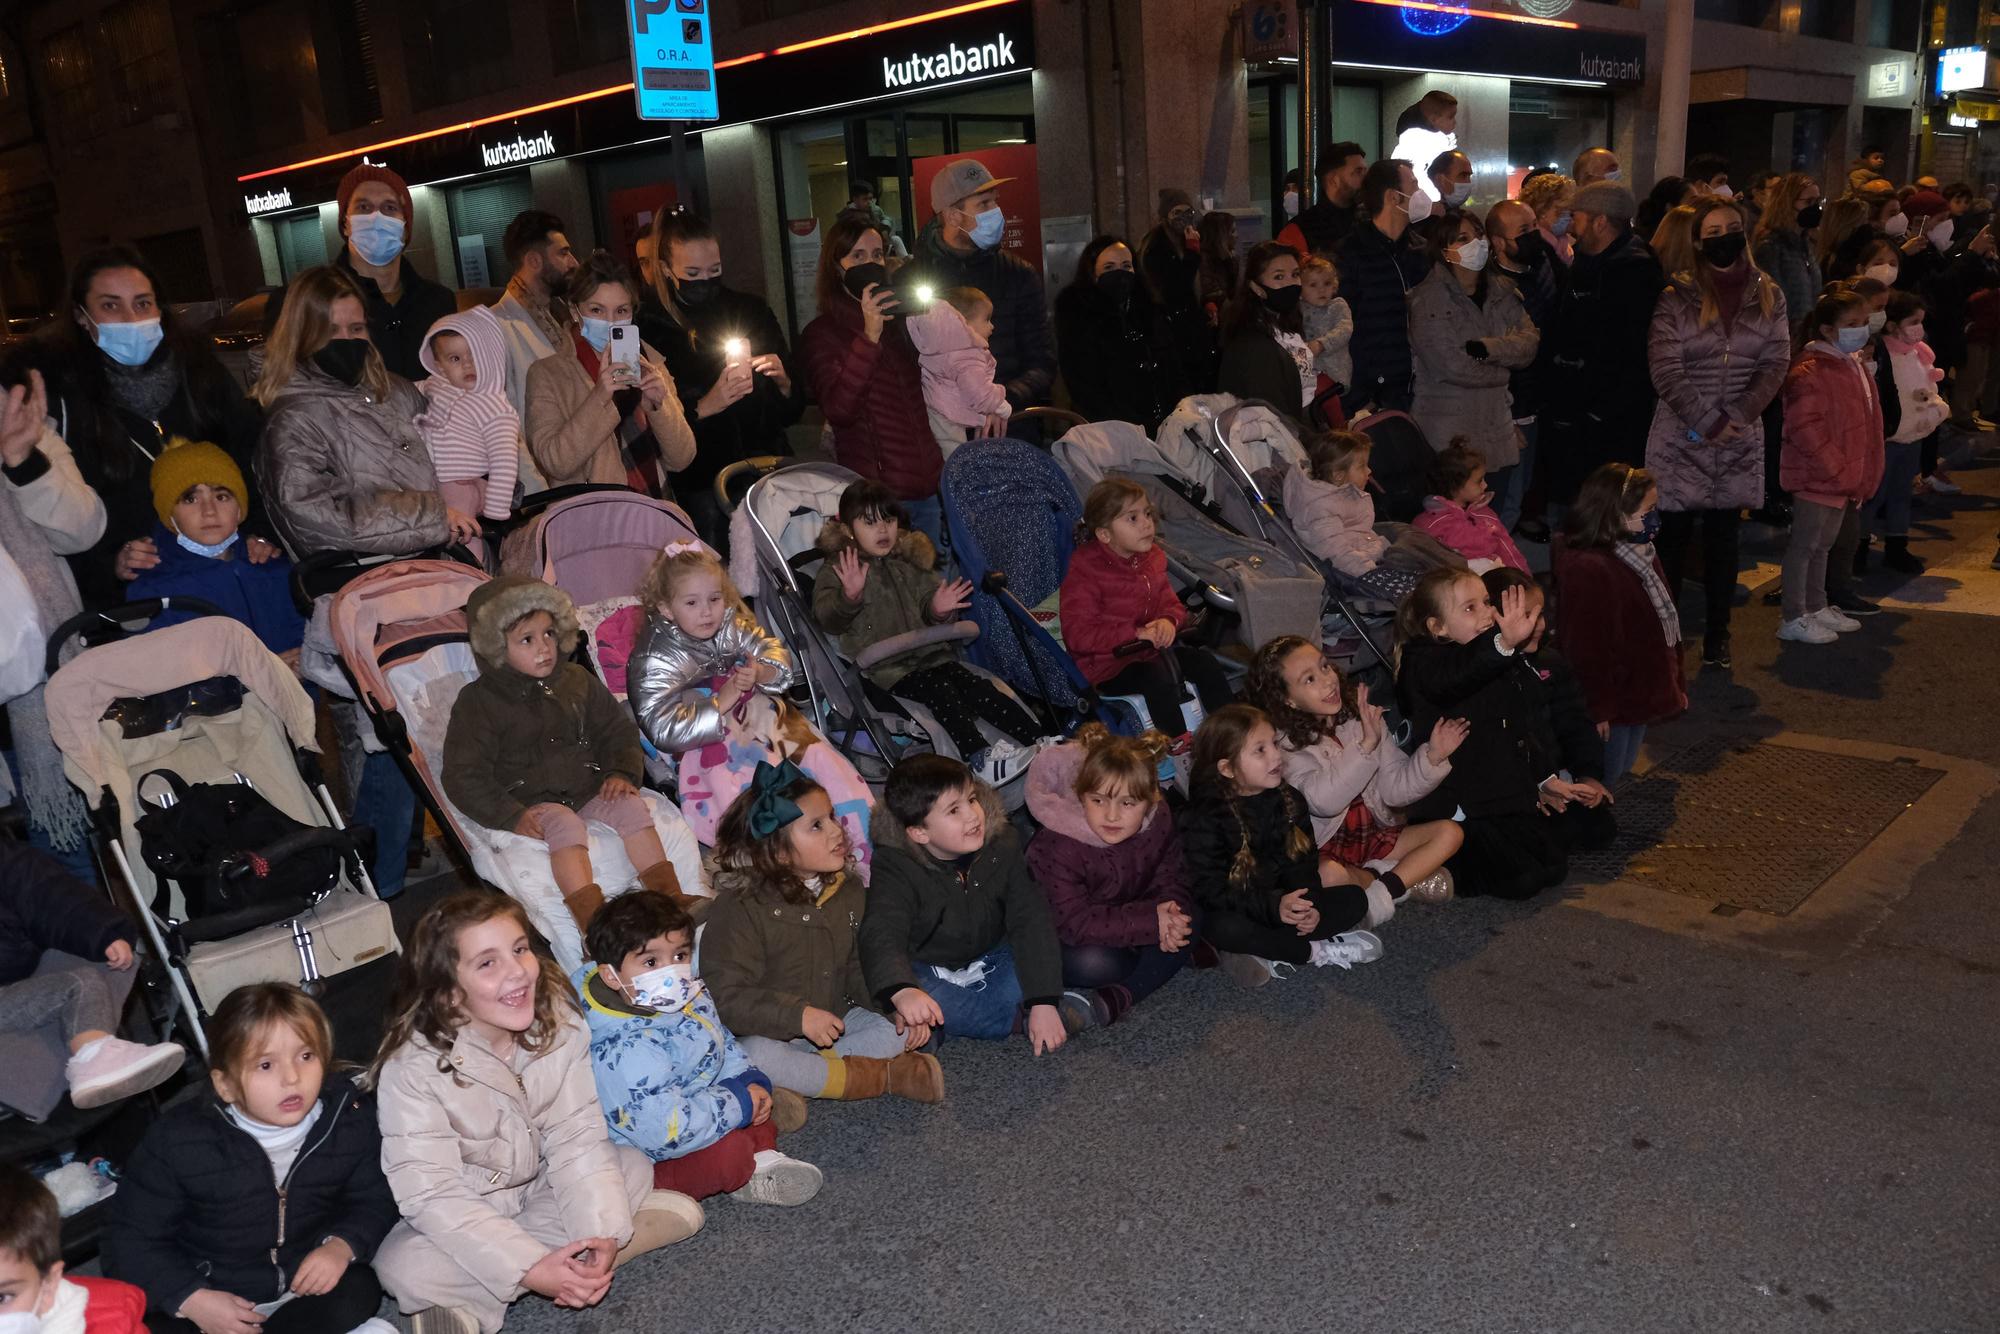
[714,455,790,513]
[45,597,230,677]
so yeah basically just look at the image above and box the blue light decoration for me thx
[1400,5,1470,34]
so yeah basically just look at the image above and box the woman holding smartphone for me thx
[525,251,694,493]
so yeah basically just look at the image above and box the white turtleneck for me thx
[225,1101,323,1179]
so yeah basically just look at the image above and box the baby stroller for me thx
[43,611,395,1064]
[326,559,706,975]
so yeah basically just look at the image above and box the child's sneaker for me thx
[1058,988,1112,1032]
[67,1036,184,1109]
[615,1189,704,1264]
[1776,615,1837,645]
[729,1150,824,1207]
[1308,931,1385,970]
[1219,952,1280,987]
[1813,605,1861,634]
[409,1309,479,1334]
[971,739,1036,786]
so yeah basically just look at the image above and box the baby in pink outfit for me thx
[906,287,1010,457]
[416,305,520,521]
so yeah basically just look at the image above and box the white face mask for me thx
[1712,183,1735,201]
[1449,237,1490,272]
[1928,218,1955,251]
[1867,310,1889,334]
[627,963,702,1011]
[1883,211,1909,238]
[0,1310,43,1334]
[1602,168,1622,182]
[1863,262,1899,285]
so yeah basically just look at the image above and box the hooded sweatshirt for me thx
[906,301,1011,430]
[416,305,521,520]
[1022,740,1196,949]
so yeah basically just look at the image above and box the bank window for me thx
[404,0,514,111]
[1508,84,1611,182]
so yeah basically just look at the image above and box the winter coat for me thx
[574,964,768,1161]
[102,1077,398,1315]
[1396,634,1549,820]
[1138,226,1215,393]
[799,297,941,501]
[701,864,875,1041]
[1551,543,1688,727]
[1780,344,1885,506]
[0,837,131,985]
[444,577,644,833]
[0,426,104,558]
[1021,740,1195,949]
[643,287,805,494]
[127,523,305,657]
[523,334,696,491]
[859,779,1065,1007]
[1277,198,1360,259]
[1408,267,1540,471]
[1277,717,1451,846]
[907,301,1010,430]
[1497,254,1559,420]
[1178,784,1318,922]
[810,521,955,687]
[1053,280,1184,431]
[254,364,447,559]
[1282,469,1385,576]
[1884,336,1949,444]
[1058,538,1187,687]
[1218,326,1312,415]
[1520,646,1607,784]
[899,230,1057,409]
[1413,496,1530,573]
[489,284,565,428]
[1301,297,1354,388]
[373,1017,637,1298]
[1538,229,1666,502]
[1643,270,1792,512]
[261,253,457,385]
[626,605,795,755]
[1336,220,1432,404]
[415,306,520,521]
[1917,250,1999,372]
[1753,228,1821,334]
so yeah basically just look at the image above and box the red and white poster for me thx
[912,144,1041,271]
[608,183,678,273]
[786,218,823,323]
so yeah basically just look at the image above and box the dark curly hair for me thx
[1244,635,1354,749]
[714,769,846,907]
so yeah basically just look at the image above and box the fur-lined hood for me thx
[1022,739,1162,847]
[867,775,1008,858]
[466,575,579,670]
[814,518,937,570]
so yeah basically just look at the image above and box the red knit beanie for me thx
[336,165,414,234]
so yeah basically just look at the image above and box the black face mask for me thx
[1796,202,1823,229]
[1699,232,1749,268]
[1097,269,1137,303]
[1259,283,1303,316]
[312,338,371,386]
[674,275,723,308]
[842,261,888,300]
[1508,230,1545,270]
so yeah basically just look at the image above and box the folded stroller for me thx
[44,614,396,1063]
[327,559,706,975]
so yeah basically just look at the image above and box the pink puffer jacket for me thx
[907,302,1010,429]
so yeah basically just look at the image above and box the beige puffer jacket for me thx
[373,1016,635,1299]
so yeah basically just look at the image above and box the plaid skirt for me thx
[1318,795,1402,868]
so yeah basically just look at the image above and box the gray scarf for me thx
[103,347,180,423]
[1613,540,1682,647]
[0,478,89,848]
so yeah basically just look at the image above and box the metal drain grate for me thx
[1568,738,1945,914]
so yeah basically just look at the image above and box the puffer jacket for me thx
[524,335,696,491]
[1780,343,1885,505]
[810,520,954,687]
[254,365,446,559]
[416,306,519,521]
[907,301,1009,429]
[1643,270,1791,512]
[701,863,875,1041]
[1408,266,1539,471]
[625,605,795,755]
[1278,716,1451,845]
[799,298,941,501]
[1178,783,1318,922]
[443,576,645,833]
[1053,278,1184,432]
[103,1077,397,1316]
[1884,335,1949,444]
[1335,219,1432,404]
[0,837,131,986]
[1413,495,1529,573]
[1282,469,1385,576]
[858,779,1065,1008]
[1058,538,1187,686]
[899,228,1057,408]
[1753,227,1821,334]
[1022,740,1196,949]
[127,522,304,656]
[374,1017,636,1300]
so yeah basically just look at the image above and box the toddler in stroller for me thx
[1282,429,1467,604]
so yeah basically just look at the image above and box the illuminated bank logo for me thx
[480,130,557,167]
[881,34,1017,89]
[244,187,293,215]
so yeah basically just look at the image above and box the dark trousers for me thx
[151,1263,382,1334]
[651,1119,778,1200]
[677,486,733,561]
[1200,883,1369,965]
[891,660,1042,756]
[1447,804,1615,900]
[1062,941,1190,1017]
[1760,392,1788,507]
[1656,507,1740,642]
[1101,646,1233,735]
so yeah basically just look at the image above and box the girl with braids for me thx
[1178,704,1385,988]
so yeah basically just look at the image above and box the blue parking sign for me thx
[629,0,719,121]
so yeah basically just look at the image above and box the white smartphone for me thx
[608,323,641,379]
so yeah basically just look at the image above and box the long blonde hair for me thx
[252,266,390,406]
[1751,171,1818,251]
[1686,198,1778,327]
[1812,197,1869,276]
[1649,204,1699,280]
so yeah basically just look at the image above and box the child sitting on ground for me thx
[1414,438,1531,574]
[1245,635,1465,906]
[1024,725,1200,1028]
[105,984,398,1334]
[1283,430,1460,603]
[1,1164,147,1334]
[1179,704,1385,988]
[814,479,1044,787]
[627,541,875,864]
[907,286,1010,456]
[129,439,304,663]
[368,892,702,1334]
[1060,478,1235,741]
[417,306,520,523]
[575,891,821,1206]
[860,754,1072,1052]
[702,761,944,1104]
[445,576,688,933]
[1298,255,1354,396]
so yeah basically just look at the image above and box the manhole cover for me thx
[1569,738,1945,914]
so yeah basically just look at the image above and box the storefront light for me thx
[1328,58,1607,88]
[1353,0,1581,32]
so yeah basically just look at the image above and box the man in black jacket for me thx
[1277,142,1367,258]
[1335,158,1432,414]
[1536,181,1665,507]
[901,160,1056,410]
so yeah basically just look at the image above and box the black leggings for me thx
[1100,646,1234,735]
[1200,884,1368,966]
[1447,805,1616,900]
[1062,943,1191,1018]
[891,660,1042,756]
[1656,507,1741,641]
[150,1264,382,1334]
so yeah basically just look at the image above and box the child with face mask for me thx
[1,1164,148,1334]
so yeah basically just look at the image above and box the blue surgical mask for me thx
[92,317,163,367]
[1834,325,1871,354]
[628,962,702,1011]
[579,316,627,352]
[175,530,239,559]
[969,205,1007,250]
[1626,509,1661,543]
[1603,169,1623,182]
[1551,213,1573,237]
[347,211,406,267]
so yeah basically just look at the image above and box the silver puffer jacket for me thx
[625,607,796,753]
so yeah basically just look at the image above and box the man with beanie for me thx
[128,438,304,661]
[898,160,1055,409]
[1535,181,1665,506]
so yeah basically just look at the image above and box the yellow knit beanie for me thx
[150,438,248,527]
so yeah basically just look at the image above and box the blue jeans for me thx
[1499,421,1536,530]
[355,750,417,897]
[1603,724,1647,786]
[917,942,1022,1041]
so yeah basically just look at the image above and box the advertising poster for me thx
[786,218,823,326]
[912,144,1041,271]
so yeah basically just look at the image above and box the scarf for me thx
[1613,541,1682,647]
[569,332,660,496]
[102,345,180,422]
[0,480,88,848]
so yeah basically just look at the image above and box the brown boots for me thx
[635,860,709,925]
[836,1052,946,1103]
[562,882,605,932]
[769,1086,809,1132]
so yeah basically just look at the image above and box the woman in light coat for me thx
[1408,212,1539,501]
[1646,198,1790,670]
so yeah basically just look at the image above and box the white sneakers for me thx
[66,1036,184,1109]
[1777,615,1838,645]
[972,738,1039,786]
[1308,931,1385,970]
[1815,606,1861,634]
[729,1150,824,1207]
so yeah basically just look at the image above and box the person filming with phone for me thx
[524,251,694,495]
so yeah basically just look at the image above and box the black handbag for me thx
[134,770,367,924]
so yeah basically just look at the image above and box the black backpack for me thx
[134,771,369,927]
